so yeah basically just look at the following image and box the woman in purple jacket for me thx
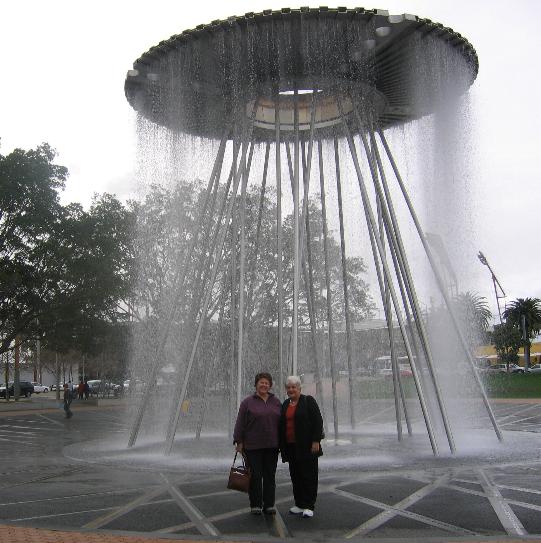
[233,372,282,515]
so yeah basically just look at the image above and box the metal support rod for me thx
[127,127,229,448]
[229,226,236,437]
[236,134,251,415]
[318,139,339,440]
[361,126,456,453]
[275,93,284,393]
[378,129,503,442]
[333,137,356,429]
[299,150,327,427]
[297,94,326,423]
[374,181,403,441]
[245,142,271,322]
[365,204,412,436]
[196,273,228,439]
[355,133,406,438]
[337,105,439,455]
[164,126,254,454]
[292,88,300,375]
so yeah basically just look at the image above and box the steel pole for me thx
[292,89,301,375]
[236,133,251,416]
[318,140,339,440]
[127,127,229,448]
[358,123,456,453]
[333,137,356,429]
[275,93,284,393]
[337,105,439,454]
[164,127,254,454]
[378,129,503,442]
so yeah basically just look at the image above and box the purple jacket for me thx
[233,393,282,450]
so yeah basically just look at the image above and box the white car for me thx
[31,382,49,393]
[526,364,541,374]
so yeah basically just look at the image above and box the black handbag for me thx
[227,451,251,493]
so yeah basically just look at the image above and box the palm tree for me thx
[455,291,492,346]
[503,298,541,369]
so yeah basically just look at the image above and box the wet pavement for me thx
[0,398,540,542]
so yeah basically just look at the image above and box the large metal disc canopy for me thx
[125,6,478,140]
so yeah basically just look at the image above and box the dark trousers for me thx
[286,444,318,510]
[245,448,279,509]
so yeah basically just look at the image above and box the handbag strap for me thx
[232,451,247,468]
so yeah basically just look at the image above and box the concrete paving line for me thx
[0,486,153,507]
[271,510,291,539]
[155,495,295,535]
[0,428,42,436]
[83,485,167,529]
[0,465,87,489]
[7,505,118,523]
[442,483,488,498]
[500,414,541,426]
[160,473,219,537]
[496,484,541,496]
[497,404,541,424]
[335,488,477,539]
[38,413,66,427]
[475,468,527,537]
[357,404,396,423]
[504,499,541,513]
[0,435,39,446]
[337,472,478,539]
[0,420,53,430]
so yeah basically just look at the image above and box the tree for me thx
[1,143,135,358]
[454,291,492,347]
[425,291,492,355]
[503,298,541,370]
[1,143,67,354]
[492,320,522,370]
[131,182,375,328]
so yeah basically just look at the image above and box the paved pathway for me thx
[0,398,540,542]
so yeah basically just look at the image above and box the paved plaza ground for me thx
[0,397,541,543]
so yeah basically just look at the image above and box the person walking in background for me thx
[279,375,324,518]
[233,372,282,515]
[78,380,85,400]
[84,380,89,400]
[63,383,73,418]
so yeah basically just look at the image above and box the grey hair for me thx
[285,375,302,387]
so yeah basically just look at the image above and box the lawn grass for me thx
[482,373,541,398]
[353,374,541,399]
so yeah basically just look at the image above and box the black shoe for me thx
[250,507,262,515]
[263,507,276,515]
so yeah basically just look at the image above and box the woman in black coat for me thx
[279,375,324,518]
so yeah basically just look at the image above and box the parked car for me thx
[0,381,34,398]
[378,364,413,378]
[526,364,541,374]
[31,382,49,393]
[486,363,524,374]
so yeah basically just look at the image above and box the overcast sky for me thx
[1,0,540,316]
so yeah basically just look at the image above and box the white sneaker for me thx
[302,509,314,518]
[289,506,303,514]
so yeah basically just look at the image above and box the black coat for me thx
[279,394,324,461]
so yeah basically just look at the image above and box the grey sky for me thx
[1,0,539,316]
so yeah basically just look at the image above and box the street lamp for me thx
[477,251,506,323]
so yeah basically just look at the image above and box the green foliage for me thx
[0,143,134,356]
[425,291,492,353]
[503,297,541,367]
[483,373,541,398]
[491,321,522,367]
[132,182,375,332]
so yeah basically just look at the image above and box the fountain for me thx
[120,6,504,463]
